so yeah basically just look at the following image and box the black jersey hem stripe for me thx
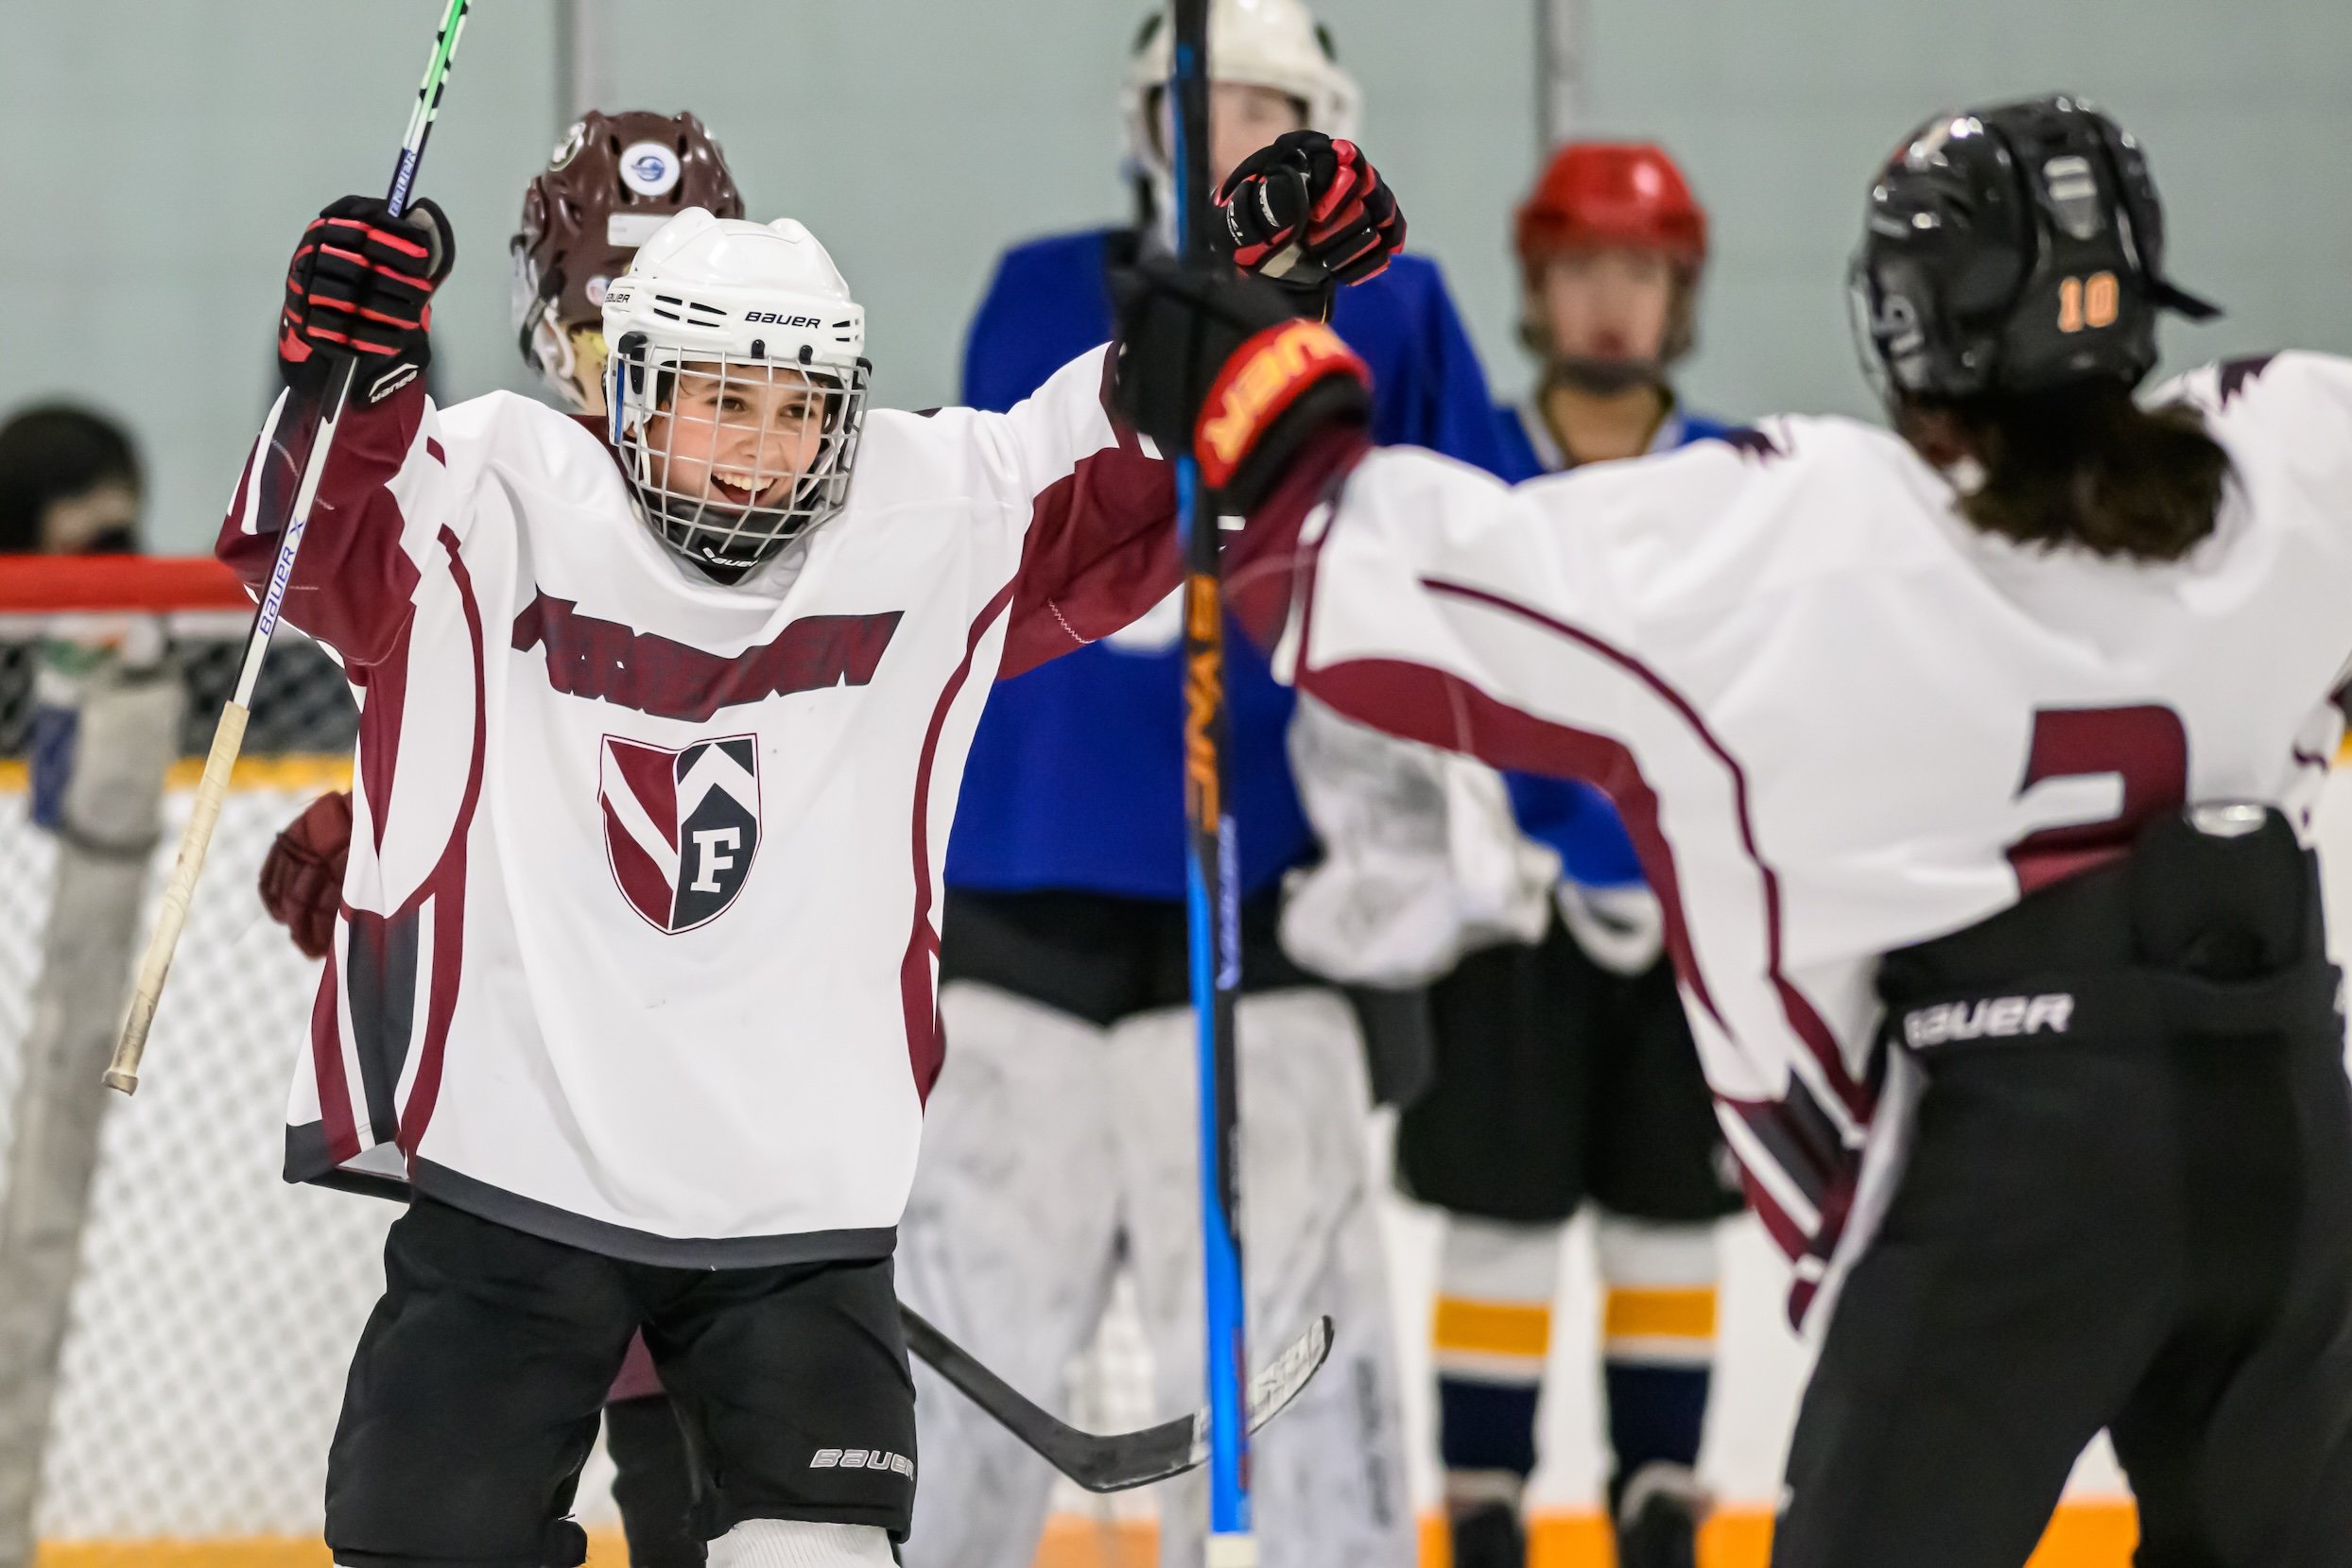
[281,1123,900,1268]
[408,1158,899,1268]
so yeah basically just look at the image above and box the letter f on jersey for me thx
[599,734,762,932]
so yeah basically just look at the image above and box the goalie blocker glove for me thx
[1218,130,1405,307]
[1113,260,1370,512]
[279,195,456,403]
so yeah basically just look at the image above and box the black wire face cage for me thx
[610,342,872,583]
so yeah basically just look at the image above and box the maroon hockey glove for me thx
[258,790,353,961]
[1113,259,1370,511]
[1218,132,1405,302]
[279,195,455,402]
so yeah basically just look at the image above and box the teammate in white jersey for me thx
[225,141,1395,1568]
[1117,94,2352,1566]
[257,110,746,1568]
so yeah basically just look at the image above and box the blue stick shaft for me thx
[1167,0,1253,1559]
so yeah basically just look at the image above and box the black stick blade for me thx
[901,1307,1333,1494]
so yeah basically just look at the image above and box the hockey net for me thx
[0,558,1158,1557]
[0,557,392,1550]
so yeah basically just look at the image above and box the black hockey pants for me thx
[1775,807,2352,1568]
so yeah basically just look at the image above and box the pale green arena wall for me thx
[4,0,2347,552]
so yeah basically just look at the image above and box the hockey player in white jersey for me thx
[256,110,748,1568]
[221,153,1384,1566]
[1115,94,2352,1566]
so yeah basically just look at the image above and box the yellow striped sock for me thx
[1433,1295,1553,1380]
[1601,1285,1717,1366]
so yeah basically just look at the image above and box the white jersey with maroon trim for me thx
[1245,352,2352,1326]
[219,347,1171,1266]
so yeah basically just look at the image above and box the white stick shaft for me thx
[101,0,471,1098]
[102,362,351,1098]
[103,701,249,1094]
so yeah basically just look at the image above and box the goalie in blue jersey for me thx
[893,4,1512,1566]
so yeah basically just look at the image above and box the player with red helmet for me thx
[1506,141,1721,467]
[1401,141,1741,1568]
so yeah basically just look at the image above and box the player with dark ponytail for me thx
[1116,92,2352,1566]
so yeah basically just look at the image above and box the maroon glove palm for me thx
[1217,131,1405,298]
[279,195,455,401]
[258,790,354,961]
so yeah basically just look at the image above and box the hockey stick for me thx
[105,0,474,1095]
[901,1307,1330,1494]
[1165,3,1259,1563]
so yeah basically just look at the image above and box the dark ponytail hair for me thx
[1928,379,2231,563]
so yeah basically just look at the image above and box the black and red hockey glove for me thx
[279,195,455,403]
[1217,131,1405,309]
[1113,258,1370,512]
[258,789,353,961]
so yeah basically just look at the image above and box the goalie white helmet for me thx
[602,208,871,582]
[1120,0,1361,227]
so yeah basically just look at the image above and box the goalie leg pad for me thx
[1117,990,1418,1568]
[896,982,1127,1568]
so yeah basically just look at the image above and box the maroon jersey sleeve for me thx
[216,377,439,670]
[982,349,1184,679]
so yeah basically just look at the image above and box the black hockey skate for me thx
[1612,1462,1711,1568]
[1447,1499,1526,1568]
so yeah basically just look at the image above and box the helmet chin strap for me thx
[1547,354,1667,398]
[648,441,848,585]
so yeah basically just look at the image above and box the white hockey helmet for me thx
[1121,0,1362,219]
[602,208,871,581]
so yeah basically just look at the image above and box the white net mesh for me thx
[0,614,399,1542]
[0,594,1162,1554]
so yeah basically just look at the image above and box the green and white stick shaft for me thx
[106,0,474,1097]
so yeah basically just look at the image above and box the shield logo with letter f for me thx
[598,733,762,933]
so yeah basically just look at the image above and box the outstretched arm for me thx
[978,347,1182,678]
[217,378,451,669]
[217,196,460,669]
[1233,445,1643,762]
[985,130,1413,676]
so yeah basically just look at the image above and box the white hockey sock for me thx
[1593,1210,1720,1370]
[707,1518,896,1567]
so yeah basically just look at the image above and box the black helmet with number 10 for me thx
[1850,95,2221,405]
